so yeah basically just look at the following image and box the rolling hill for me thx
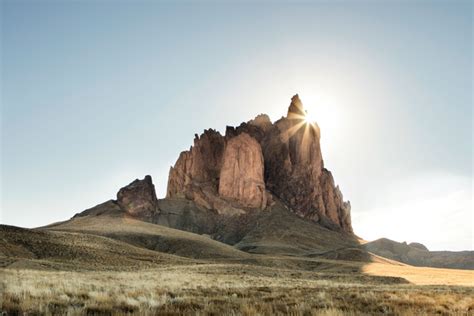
[363,238,474,270]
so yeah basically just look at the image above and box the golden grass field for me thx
[1,262,473,315]
[363,262,474,286]
[1,211,473,315]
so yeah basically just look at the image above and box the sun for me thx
[299,92,342,134]
[304,109,318,124]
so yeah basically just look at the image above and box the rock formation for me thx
[167,94,353,233]
[218,133,267,209]
[287,94,306,118]
[117,175,159,217]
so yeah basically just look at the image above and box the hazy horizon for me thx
[1,0,472,251]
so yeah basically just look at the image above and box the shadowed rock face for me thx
[167,129,225,198]
[167,94,353,233]
[117,175,159,217]
[166,129,245,216]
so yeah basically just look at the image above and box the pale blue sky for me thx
[1,0,472,250]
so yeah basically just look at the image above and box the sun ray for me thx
[301,120,311,160]
[283,120,306,141]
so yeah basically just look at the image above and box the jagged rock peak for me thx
[248,114,272,131]
[117,175,159,216]
[287,94,306,118]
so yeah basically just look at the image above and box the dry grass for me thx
[2,218,473,315]
[2,264,473,315]
[363,262,474,286]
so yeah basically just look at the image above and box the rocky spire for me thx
[287,94,306,119]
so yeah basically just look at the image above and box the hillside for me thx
[65,195,372,261]
[45,213,252,261]
[67,180,473,270]
[151,197,359,254]
[363,238,474,270]
[42,206,388,273]
[0,224,190,271]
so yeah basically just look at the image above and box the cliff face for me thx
[218,133,268,210]
[167,94,352,233]
[167,129,225,199]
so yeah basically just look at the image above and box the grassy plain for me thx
[2,263,473,315]
[1,213,473,315]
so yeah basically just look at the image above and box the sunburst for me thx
[284,107,321,163]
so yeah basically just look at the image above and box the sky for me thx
[1,0,472,251]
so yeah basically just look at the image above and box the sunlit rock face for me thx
[117,175,160,217]
[167,94,352,233]
[219,133,267,209]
